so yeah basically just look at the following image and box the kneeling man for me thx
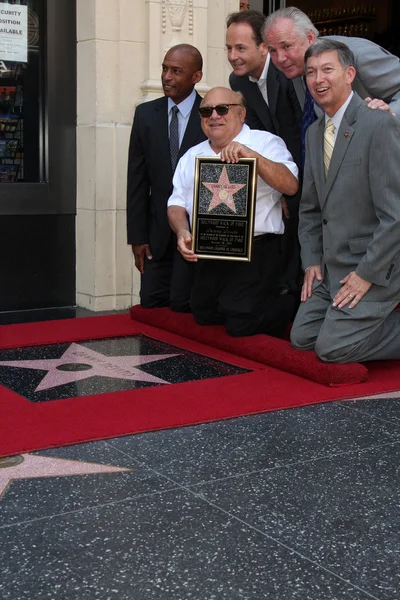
[167,87,298,337]
[291,39,400,362]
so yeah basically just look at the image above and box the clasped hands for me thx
[302,266,371,308]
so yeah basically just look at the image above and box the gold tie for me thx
[324,119,335,178]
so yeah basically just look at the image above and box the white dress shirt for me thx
[168,124,298,236]
[249,53,271,106]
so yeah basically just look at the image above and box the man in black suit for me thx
[126,44,206,311]
[226,10,302,297]
[226,11,302,172]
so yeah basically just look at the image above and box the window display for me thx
[0,0,43,183]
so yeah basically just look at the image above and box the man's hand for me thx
[132,243,152,274]
[332,271,372,309]
[220,142,254,163]
[177,229,198,262]
[365,97,396,116]
[301,265,322,302]
[220,141,298,196]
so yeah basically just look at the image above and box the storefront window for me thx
[0,0,44,183]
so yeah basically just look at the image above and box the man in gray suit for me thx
[263,6,400,118]
[290,39,400,363]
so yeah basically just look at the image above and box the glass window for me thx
[0,0,44,183]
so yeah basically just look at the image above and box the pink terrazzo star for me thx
[203,166,246,213]
[0,343,180,391]
[0,454,132,497]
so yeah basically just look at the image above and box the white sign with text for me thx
[0,3,28,62]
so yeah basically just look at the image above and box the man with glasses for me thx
[167,87,299,338]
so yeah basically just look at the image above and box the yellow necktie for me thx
[324,119,335,178]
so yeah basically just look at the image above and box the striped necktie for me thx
[324,119,335,178]
[169,105,180,172]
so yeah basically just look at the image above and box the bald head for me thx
[201,87,245,108]
[199,87,246,153]
[165,44,203,72]
[162,44,203,104]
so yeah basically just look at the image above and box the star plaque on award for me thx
[192,157,257,261]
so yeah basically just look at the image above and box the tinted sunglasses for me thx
[198,103,242,118]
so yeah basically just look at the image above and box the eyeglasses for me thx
[198,103,242,118]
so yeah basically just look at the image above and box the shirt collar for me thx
[168,88,197,117]
[248,53,270,84]
[325,91,354,130]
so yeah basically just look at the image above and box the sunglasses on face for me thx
[198,103,242,118]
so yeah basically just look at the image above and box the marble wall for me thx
[76,0,240,310]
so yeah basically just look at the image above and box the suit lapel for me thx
[247,80,277,133]
[322,95,360,204]
[310,118,326,203]
[293,77,305,109]
[266,63,279,120]
[179,92,203,158]
[322,119,354,202]
[154,97,173,175]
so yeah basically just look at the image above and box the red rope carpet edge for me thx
[130,305,368,387]
[1,313,400,456]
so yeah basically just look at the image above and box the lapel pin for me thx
[344,131,350,137]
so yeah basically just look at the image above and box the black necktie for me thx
[301,86,317,167]
[169,105,180,172]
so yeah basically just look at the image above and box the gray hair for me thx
[305,39,355,70]
[263,7,319,41]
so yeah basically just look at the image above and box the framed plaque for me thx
[192,157,257,261]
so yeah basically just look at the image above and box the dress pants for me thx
[140,235,194,312]
[280,212,301,293]
[191,233,292,337]
[291,274,400,362]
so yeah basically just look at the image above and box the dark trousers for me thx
[140,235,194,312]
[190,234,291,337]
[280,213,301,291]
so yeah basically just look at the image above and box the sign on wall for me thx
[0,3,28,62]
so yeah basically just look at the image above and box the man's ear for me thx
[193,70,203,85]
[306,29,317,45]
[346,65,356,84]
[259,41,268,58]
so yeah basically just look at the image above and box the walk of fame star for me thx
[0,453,132,497]
[203,166,246,213]
[0,343,180,391]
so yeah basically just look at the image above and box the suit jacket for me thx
[126,93,206,260]
[230,62,302,169]
[299,93,400,302]
[293,36,400,117]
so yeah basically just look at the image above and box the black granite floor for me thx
[1,311,400,599]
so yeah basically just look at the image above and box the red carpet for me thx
[1,313,400,457]
[130,306,368,386]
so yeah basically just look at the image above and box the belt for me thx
[254,233,280,242]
